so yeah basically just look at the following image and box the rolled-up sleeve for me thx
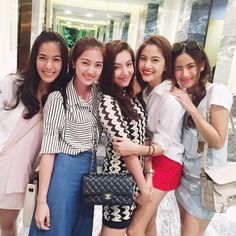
[40,92,65,154]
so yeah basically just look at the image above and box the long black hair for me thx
[11,30,68,119]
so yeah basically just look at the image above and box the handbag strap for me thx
[89,85,100,172]
[201,84,214,172]
[0,114,42,156]
[201,114,210,172]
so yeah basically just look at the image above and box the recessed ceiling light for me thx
[64,10,72,14]
[107,14,111,18]
[85,13,93,17]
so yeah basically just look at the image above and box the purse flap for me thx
[83,173,134,196]
[214,182,236,196]
[205,163,236,185]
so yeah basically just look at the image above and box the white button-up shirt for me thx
[143,79,185,164]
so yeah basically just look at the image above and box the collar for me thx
[66,78,80,106]
[66,78,99,107]
[144,79,172,97]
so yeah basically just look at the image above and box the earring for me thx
[201,67,204,71]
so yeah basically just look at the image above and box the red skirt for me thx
[152,154,182,191]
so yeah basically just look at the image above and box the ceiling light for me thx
[85,13,93,17]
[64,10,72,14]
[107,14,111,18]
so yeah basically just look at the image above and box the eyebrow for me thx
[115,59,132,65]
[140,54,161,59]
[81,58,103,64]
[151,56,161,59]
[38,53,61,58]
[175,62,196,68]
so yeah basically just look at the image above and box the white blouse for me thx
[143,79,185,164]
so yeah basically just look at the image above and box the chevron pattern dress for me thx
[99,94,146,227]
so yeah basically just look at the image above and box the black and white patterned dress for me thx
[99,94,146,228]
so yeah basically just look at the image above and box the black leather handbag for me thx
[82,172,134,205]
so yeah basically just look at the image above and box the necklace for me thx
[122,89,127,96]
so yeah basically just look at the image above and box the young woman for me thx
[171,40,232,235]
[0,30,68,236]
[29,37,104,236]
[99,40,152,236]
[112,35,185,236]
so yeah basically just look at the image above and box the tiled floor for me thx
[17,191,236,236]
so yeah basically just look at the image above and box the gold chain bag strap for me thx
[201,86,236,213]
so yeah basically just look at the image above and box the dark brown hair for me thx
[99,40,139,120]
[136,34,172,90]
[172,40,212,127]
[66,36,105,107]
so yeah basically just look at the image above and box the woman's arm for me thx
[34,92,65,230]
[123,155,152,205]
[170,87,230,149]
[99,95,152,205]
[113,137,163,157]
[35,154,55,230]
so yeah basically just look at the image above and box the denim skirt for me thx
[29,151,95,236]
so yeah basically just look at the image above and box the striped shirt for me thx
[40,79,101,155]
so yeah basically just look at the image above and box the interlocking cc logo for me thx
[104,193,112,200]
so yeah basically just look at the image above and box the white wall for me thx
[31,0,46,47]
[0,0,18,79]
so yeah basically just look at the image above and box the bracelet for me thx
[144,169,155,175]
[145,145,151,157]
[149,144,155,157]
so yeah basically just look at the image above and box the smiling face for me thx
[138,44,166,88]
[74,47,103,88]
[36,41,62,88]
[174,52,202,91]
[113,50,134,89]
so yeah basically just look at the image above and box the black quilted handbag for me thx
[82,172,134,205]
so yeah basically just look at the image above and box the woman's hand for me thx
[170,87,196,114]
[134,187,152,206]
[112,137,140,156]
[35,202,50,230]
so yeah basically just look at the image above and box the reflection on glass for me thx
[51,1,164,49]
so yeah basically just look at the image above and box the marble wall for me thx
[175,0,194,42]
[214,1,236,93]
[175,0,212,46]
[144,3,159,40]
[188,0,212,46]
